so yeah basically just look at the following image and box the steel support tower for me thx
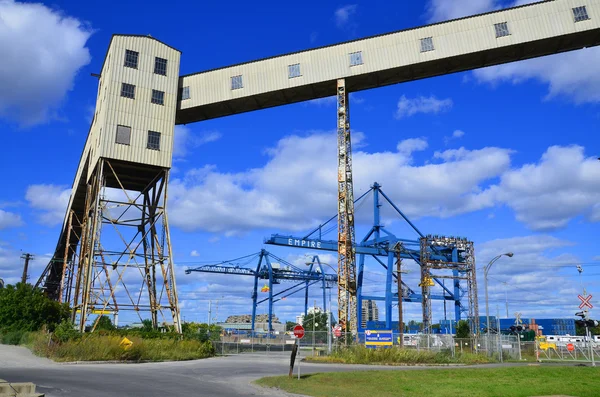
[336,79,357,335]
[420,235,478,334]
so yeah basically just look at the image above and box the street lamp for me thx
[484,252,514,352]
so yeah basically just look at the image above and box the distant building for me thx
[361,300,379,329]
[219,314,285,332]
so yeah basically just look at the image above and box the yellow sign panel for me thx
[419,277,435,287]
[75,309,114,315]
[119,337,133,350]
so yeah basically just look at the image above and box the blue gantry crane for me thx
[185,249,336,332]
[265,182,479,333]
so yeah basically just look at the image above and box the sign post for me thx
[291,325,305,379]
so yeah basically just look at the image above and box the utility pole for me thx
[20,253,34,284]
[503,282,509,318]
[208,300,212,326]
[576,265,595,367]
[312,300,317,356]
[397,252,403,347]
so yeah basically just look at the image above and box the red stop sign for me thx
[567,343,574,351]
[293,325,305,339]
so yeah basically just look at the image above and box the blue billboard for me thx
[365,330,393,349]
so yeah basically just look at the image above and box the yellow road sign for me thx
[119,337,133,350]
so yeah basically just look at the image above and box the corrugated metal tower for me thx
[36,35,182,333]
[336,79,357,335]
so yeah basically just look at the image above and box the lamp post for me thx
[484,252,513,355]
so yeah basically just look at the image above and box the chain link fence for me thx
[214,330,598,365]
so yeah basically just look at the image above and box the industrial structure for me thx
[185,250,337,332]
[266,182,479,333]
[36,0,600,332]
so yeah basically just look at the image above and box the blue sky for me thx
[0,0,599,327]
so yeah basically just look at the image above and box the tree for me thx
[182,321,222,342]
[302,311,329,332]
[456,320,470,338]
[285,321,296,331]
[301,311,330,344]
[0,283,69,332]
[94,315,115,331]
[141,319,153,332]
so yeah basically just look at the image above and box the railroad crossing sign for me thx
[578,294,593,309]
[293,324,305,339]
[514,312,522,325]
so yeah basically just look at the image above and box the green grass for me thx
[20,331,215,362]
[304,345,492,365]
[256,366,600,397]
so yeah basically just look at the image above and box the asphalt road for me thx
[0,344,522,397]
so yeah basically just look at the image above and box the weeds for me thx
[4,331,215,362]
[305,345,492,365]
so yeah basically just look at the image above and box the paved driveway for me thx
[0,345,522,397]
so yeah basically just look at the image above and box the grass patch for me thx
[14,331,215,362]
[304,345,491,365]
[256,366,600,397]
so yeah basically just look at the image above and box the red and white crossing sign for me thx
[578,294,593,309]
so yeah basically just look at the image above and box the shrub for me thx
[0,283,69,333]
[54,319,80,343]
[1,330,26,345]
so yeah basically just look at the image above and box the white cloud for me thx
[0,0,92,126]
[190,250,200,257]
[25,184,70,226]
[395,95,453,119]
[444,130,466,145]
[306,96,336,107]
[474,47,600,105]
[397,137,428,155]
[426,0,497,22]
[489,145,600,231]
[476,235,583,318]
[334,4,358,29]
[168,132,512,235]
[0,242,52,285]
[174,126,222,158]
[0,209,22,229]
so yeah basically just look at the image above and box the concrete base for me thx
[0,379,44,397]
